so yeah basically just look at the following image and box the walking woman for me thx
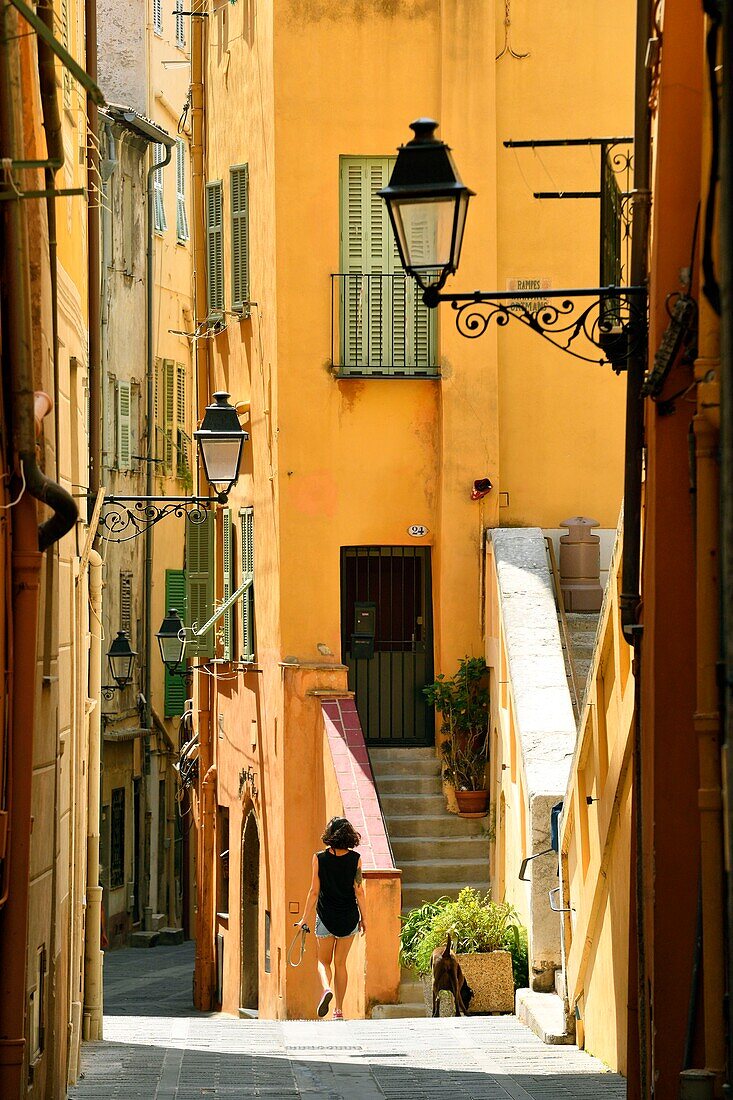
[297,816,366,1019]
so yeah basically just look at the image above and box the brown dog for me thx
[431,933,474,1017]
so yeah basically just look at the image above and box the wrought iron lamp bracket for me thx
[422,284,648,371]
[98,495,219,543]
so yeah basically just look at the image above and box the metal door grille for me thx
[341,546,434,744]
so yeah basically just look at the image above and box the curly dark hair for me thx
[322,816,361,850]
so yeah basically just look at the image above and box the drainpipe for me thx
[720,0,733,1087]
[83,550,104,1041]
[0,6,75,1090]
[620,0,652,1094]
[191,0,215,1011]
[86,0,101,507]
[145,139,173,920]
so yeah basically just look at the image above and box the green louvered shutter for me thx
[164,569,187,716]
[206,181,224,314]
[163,359,175,473]
[230,164,250,317]
[117,380,132,470]
[240,508,254,661]
[222,508,232,660]
[339,156,435,377]
[185,512,215,657]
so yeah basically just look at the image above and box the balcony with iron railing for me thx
[331,273,440,378]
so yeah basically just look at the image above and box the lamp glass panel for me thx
[392,197,457,272]
[159,632,185,667]
[200,437,243,487]
[110,653,134,685]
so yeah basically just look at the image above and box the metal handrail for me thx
[544,536,581,717]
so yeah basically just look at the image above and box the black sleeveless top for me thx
[316,849,360,936]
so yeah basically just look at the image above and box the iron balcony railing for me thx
[331,273,440,378]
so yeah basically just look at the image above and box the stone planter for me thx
[422,950,515,1016]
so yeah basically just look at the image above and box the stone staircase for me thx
[564,612,600,716]
[368,746,491,1019]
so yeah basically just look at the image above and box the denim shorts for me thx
[315,914,359,939]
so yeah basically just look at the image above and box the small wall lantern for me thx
[156,608,187,673]
[107,630,137,689]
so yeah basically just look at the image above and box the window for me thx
[116,380,132,470]
[338,156,437,377]
[176,140,189,242]
[61,0,72,111]
[153,144,167,233]
[164,569,187,716]
[156,360,188,476]
[185,511,215,657]
[205,181,224,314]
[110,788,125,889]
[240,508,254,661]
[153,0,162,35]
[230,164,250,315]
[120,571,133,637]
[122,172,133,274]
[222,508,235,660]
[174,0,185,47]
[28,945,46,1072]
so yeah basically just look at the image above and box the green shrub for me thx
[400,887,527,987]
[423,657,489,791]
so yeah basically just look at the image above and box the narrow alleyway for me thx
[68,944,627,1099]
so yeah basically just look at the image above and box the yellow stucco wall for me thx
[560,532,634,1073]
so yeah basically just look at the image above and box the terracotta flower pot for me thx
[455,789,489,817]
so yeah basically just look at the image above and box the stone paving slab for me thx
[68,944,626,1099]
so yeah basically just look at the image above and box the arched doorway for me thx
[240,810,259,1011]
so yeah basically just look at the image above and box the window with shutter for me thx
[174,0,185,47]
[117,380,132,470]
[153,0,163,35]
[338,156,437,377]
[61,0,72,110]
[162,359,175,473]
[239,508,254,661]
[205,181,224,314]
[165,569,187,716]
[153,144,167,233]
[176,141,189,242]
[185,513,215,658]
[230,164,250,316]
[175,363,189,476]
[120,572,133,637]
[222,509,233,660]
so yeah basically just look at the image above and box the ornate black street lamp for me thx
[156,608,187,674]
[103,630,137,698]
[380,119,647,370]
[194,392,248,503]
[379,118,474,299]
[98,391,248,542]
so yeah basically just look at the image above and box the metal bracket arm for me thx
[422,284,648,371]
[190,577,252,637]
[5,0,106,106]
[98,495,215,543]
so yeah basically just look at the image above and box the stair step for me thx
[398,982,424,1004]
[401,881,489,910]
[375,774,442,795]
[371,1002,427,1020]
[515,988,575,1045]
[368,747,436,762]
[398,857,489,885]
[391,835,489,862]
[380,793,447,815]
[371,759,441,779]
[387,814,489,838]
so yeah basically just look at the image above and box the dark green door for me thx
[341,546,434,744]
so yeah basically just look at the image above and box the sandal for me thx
[317,989,333,1018]
[333,1009,344,1020]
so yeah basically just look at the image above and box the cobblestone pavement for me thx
[69,943,627,1099]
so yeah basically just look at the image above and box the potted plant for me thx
[423,656,489,816]
[400,888,527,1016]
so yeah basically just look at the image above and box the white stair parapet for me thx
[515,987,576,1045]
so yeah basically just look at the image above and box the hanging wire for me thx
[0,461,26,510]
